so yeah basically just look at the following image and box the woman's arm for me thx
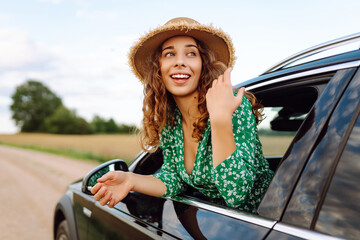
[208,81,262,210]
[91,171,166,208]
[206,68,245,167]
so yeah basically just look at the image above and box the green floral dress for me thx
[153,96,274,213]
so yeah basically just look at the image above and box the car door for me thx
[87,196,170,240]
[123,150,276,240]
[79,154,275,240]
[77,157,174,239]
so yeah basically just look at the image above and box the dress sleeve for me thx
[153,125,187,197]
[212,95,258,209]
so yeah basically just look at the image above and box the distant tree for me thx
[10,80,62,132]
[105,118,120,133]
[91,116,121,133]
[91,115,108,133]
[118,123,139,134]
[43,106,93,134]
[91,116,138,134]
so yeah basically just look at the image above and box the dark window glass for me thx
[257,86,319,156]
[315,113,360,239]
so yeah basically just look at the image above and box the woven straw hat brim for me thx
[129,20,236,82]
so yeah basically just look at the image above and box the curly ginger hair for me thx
[139,39,263,152]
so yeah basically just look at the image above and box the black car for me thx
[54,32,360,240]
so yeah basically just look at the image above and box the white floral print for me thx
[154,96,274,213]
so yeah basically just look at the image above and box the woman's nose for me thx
[174,54,186,67]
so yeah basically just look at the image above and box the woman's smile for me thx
[170,72,191,84]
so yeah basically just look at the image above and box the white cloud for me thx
[0,28,57,70]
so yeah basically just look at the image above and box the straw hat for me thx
[128,17,236,82]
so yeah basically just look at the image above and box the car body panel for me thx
[314,108,360,239]
[54,192,79,240]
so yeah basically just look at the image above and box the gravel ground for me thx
[0,145,98,240]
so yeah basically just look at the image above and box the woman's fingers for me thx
[105,189,128,208]
[235,87,245,107]
[93,185,107,201]
[91,182,101,195]
[223,67,231,84]
[97,171,114,183]
[99,191,112,206]
[108,199,116,208]
[212,67,232,88]
[91,171,131,208]
[237,87,245,96]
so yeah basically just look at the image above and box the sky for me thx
[1,0,359,134]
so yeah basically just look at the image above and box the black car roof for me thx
[236,32,360,89]
[236,50,360,89]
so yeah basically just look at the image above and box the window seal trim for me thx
[167,196,276,229]
[128,151,148,172]
[273,223,345,240]
[245,60,360,91]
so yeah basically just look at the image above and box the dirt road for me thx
[0,145,98,240]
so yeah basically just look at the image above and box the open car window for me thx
[259,106,297,156]
[254,72,333,172]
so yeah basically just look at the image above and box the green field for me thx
[0,133,293,163]
[0,133,142,163]
[259,135,294,156]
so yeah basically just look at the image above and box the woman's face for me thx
[159,36,202,98]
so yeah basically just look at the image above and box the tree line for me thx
[10,80,139,134]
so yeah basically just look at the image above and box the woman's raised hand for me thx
[91,171,133,208]
[206,68,245,122]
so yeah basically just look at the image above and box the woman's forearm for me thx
[210,115,236,168]
[128,172,167,197]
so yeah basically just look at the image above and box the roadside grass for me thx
[0,133,142,164]
[0,141,118,164]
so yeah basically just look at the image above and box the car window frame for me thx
[281,67,360,229]
[256,66,358,220]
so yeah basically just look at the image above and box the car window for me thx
[253,71,336,176]
[132,148,163,175]
[314,112,360,239]
[258,107,297,156]
[256,83,326,158]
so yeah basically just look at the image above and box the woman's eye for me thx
[187,52,196,56]
[164,52,174,57]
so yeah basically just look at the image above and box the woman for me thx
[91,17,273,213]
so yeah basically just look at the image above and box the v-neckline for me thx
[177,111,199,177]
